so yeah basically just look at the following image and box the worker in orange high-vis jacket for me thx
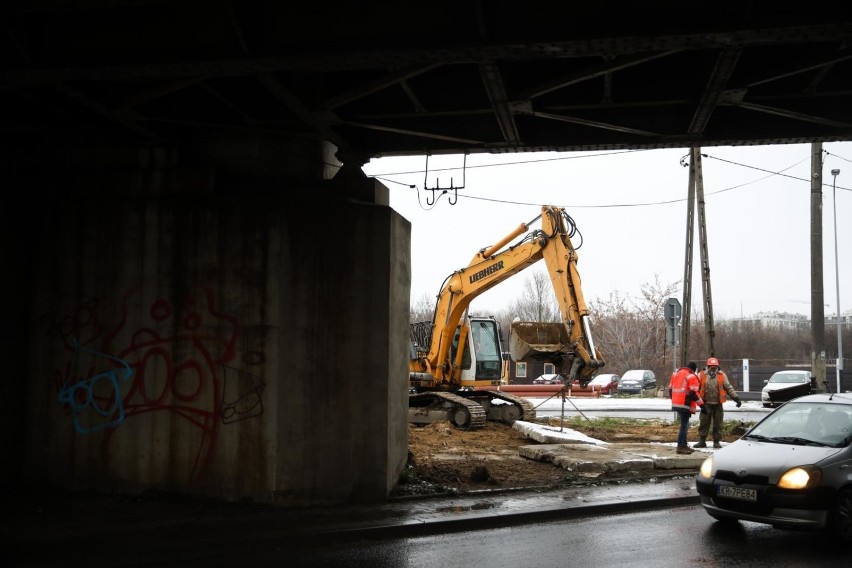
[695,357,741,449]
[669,362,704,454]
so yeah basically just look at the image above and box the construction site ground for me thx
[395,415,750,497]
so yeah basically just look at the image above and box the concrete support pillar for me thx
[8,153,410,505]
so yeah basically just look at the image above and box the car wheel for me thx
[830,489,852,542]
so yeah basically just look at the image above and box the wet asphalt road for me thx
[234,506,848,567]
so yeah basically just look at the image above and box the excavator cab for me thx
[459,317,504,386]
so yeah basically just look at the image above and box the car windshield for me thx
[768,373,808,384]
[745,402,852,447]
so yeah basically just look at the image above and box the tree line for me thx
[410,269,851,386]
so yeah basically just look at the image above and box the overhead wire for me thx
[368,148,652,178]
[824,148,852,166]
[369,149,656,211]
[371,147,851,211]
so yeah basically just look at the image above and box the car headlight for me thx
[698,456,713,478]
[777,466,822,489]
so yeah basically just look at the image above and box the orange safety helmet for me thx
[706,357,720,367]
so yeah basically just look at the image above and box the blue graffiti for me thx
[58,338,134,433]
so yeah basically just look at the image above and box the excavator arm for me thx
[419,205,605,387]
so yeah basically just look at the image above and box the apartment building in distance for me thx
[728,310,852,330]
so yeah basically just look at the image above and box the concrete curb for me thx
[299,477,701,540]
[304,493,700,540]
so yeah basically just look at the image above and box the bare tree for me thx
[637,275,680,377]
[588,275,679,386]
[410,292,435,323]
[713,320,814,363]
[588,290,638,374]
[506,269,560,322]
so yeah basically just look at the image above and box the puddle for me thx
[435,502,497,513]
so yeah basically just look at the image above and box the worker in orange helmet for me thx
[669,362,704,454]
[695,357,742,449]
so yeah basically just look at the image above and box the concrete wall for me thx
[4,148,410,506]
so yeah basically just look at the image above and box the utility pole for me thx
[680,148,697,365]
[695,152,716,356]
[811,143,826,391]
[831,168,843,393]
[680,147,716,362]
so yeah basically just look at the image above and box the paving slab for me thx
[513,420,716,473]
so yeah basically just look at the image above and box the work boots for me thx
[676,445,694,454]
[713,440,722,449]
[693,439,707,448]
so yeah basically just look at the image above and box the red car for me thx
[573,373,620,394]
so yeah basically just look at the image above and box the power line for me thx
[389,148,852,210]
[368,148,650,178]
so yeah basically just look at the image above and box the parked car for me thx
[573,373,620,394]
[761,370,816,408]
[695,392,852,541]
[533,374,563,385]
[618,369,656,394]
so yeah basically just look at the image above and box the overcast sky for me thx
[362,142,851,321]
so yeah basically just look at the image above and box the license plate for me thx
[718,485,757,501]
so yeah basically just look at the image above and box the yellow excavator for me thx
[408,205,605,429]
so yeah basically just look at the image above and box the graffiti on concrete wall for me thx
[47,286,266,483]
[57,338,134,433]
[220,364,265,424]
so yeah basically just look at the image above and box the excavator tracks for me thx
[408,390,535,429]
[408,391,487,429]
[483,390,537,422]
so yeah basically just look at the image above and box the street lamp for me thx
[831,168,843,393]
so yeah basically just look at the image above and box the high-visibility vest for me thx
[670,367,702,412]
[698,371,730,403]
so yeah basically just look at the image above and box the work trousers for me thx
[698,403,724,441]
[675,408,692,446]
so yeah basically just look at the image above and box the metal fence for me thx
[719,359,850,393]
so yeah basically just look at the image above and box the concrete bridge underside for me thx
[3,3,852,507]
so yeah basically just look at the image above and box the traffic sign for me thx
[666,326,677,347]
[664,298,681,323]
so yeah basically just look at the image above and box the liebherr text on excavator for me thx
[408,205,605,429]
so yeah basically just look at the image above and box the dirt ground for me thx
[393,416,749,497]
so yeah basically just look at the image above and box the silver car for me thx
[695,393,852,541]
[761,370,815,408]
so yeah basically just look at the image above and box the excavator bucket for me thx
[508,321,572,363]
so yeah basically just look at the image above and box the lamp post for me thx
[831,168,843,393]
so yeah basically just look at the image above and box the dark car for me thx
[618,369,656,394]
[695,392,852,541]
